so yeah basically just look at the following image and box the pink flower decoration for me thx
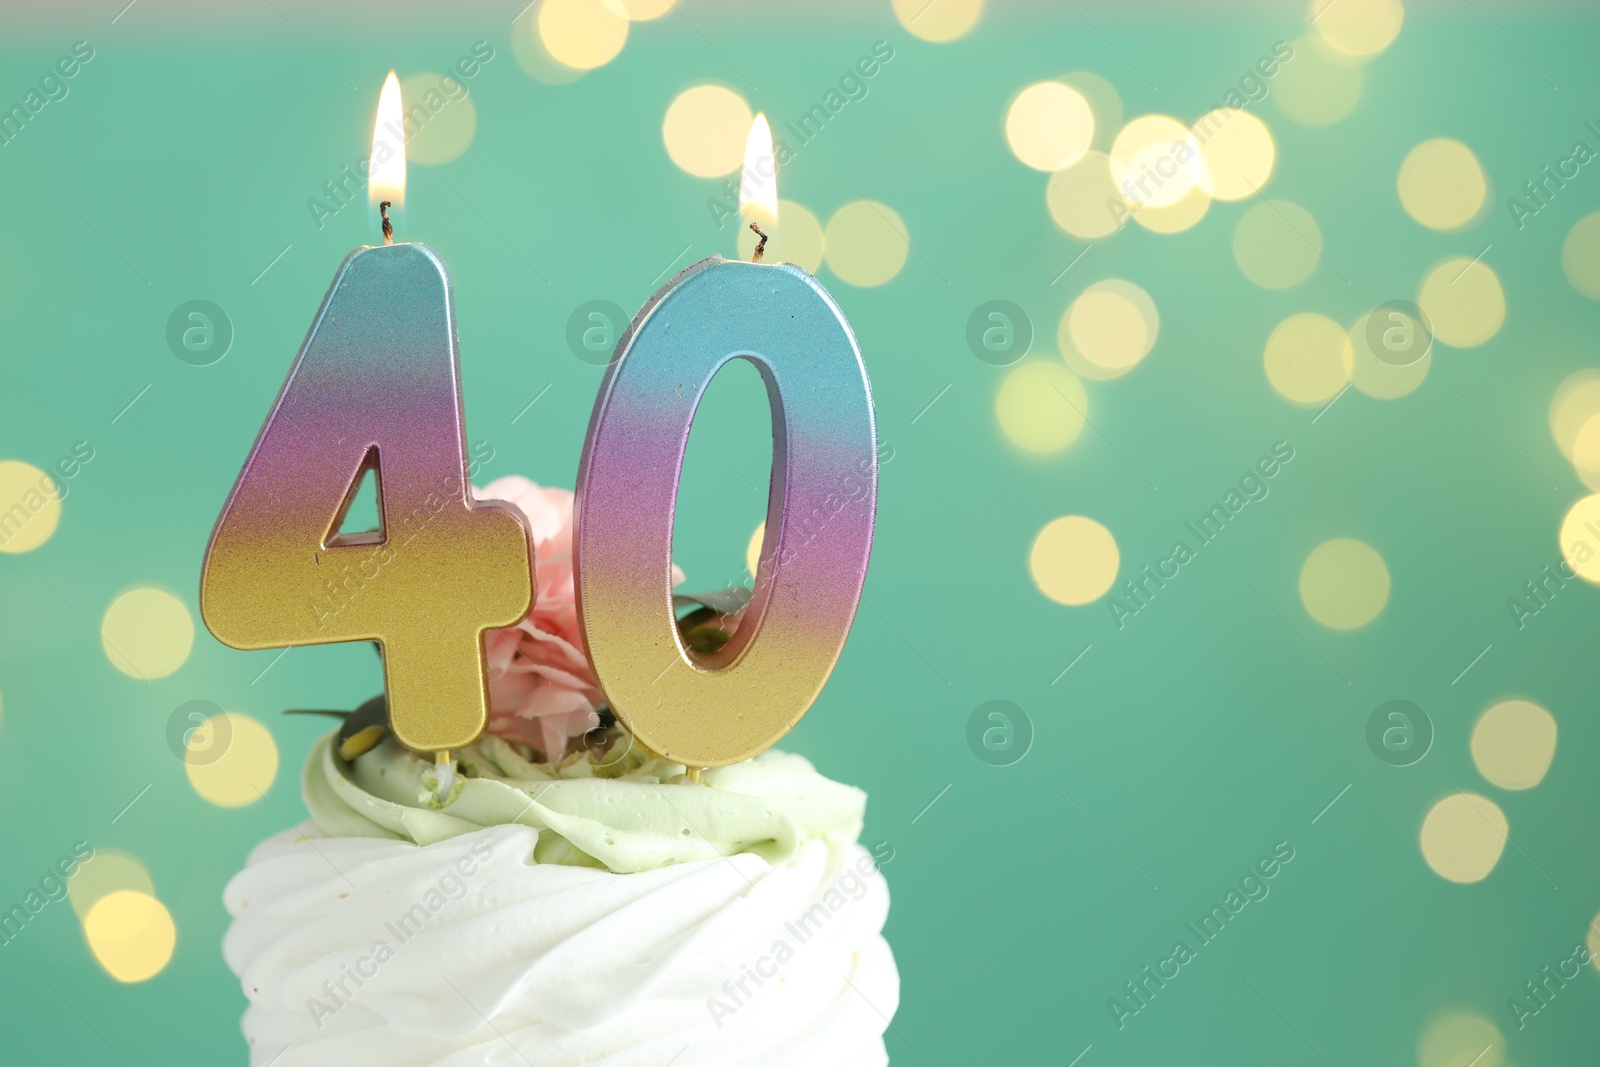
[475,476,683,762]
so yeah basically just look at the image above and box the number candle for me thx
[575,115,878,769]
[201,74,533,753]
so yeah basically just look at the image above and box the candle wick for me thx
[748,223,768,263]
[380,200,394,245]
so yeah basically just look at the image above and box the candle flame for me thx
[739,113,778,238]
[369,71,406,212]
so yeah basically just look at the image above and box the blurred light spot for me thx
[1273,37,1362,126]
[1061,71,1123,152]
[617,0,674,17]
[746,522,764,576]
[84,890,176,983]
[538,0,629,70]
[1417,1011,1505,1067]
[1349,311,1430,399]
[1570,413,1600,490]
[1233,200,1321,289]
[69,850,154,921]
[1029,516,1119,606]
[1130,186,1211,234]
[662,84,751,177]
[1005,81,1095,171]
[1312,0,1404,59]
[1417,257,1504,348]
[0,460,62,554]
[398,73,478,165]
[101,588,193,680]
[824,201,909,287]
[1472,699,1556,790]
[1561,211,1600,299]
[738,199,823,271]
[892,0,982,42]
[186,711,278,808]
[512,12,586,84]
[1420,792,1507,883]
[1264,312,1352,405]
[1063,280,1158,376]
[1398,138,1487,231]
[1111,115,1204,208]
[1299,538,1389,629]
[1558,494,1600,584]
[1194,109,1275,200]
[1549,369,1600,461]
[1590,914,1600,975]
[996,360,1087,454]
[1045,152,1125,240]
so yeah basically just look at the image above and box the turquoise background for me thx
[2,2,1599,1063]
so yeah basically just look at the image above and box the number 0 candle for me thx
[575,115,878,769]
[200,74,533,754]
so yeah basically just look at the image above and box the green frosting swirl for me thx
[303,731,866,874]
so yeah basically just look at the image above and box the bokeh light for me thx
[398,73,478,165]
[1005,81,1095,171]
[1571,413,1600,490]
[1273,37,1363,126]
[1029,516,1119,605]
[1061,71,1123,151]
[0,460,61,554]
[892,0,982,42]
[1046,152,1125,240]
[996,360,1087,454]
[1420,792,1508,883]
[1471,699,1556,790]
[101,588,194,680]
[512,11,586,84]
[1549,369,1600,461]
[1110,115,1204,208]
[662,85,751,177]
[1061,279,1158,377]
[1558,494,1600,583]
[1312,0,1405,59]
[617,0,675,17]
[83,890,177,983]
[69,850,155,921]
[1263,312,1352,404]
[824,201,910,287]
[737,199,823,271]
[1233,200,1322,289]
[1299,538,1389,628]
[1417,257,1505,347]
[1194,109,1275,200]
[1348,311,1431,399]
[1130,186,1211,234]
[1561,211,1600,299]
[538,0,629,71]
[1398,138,1487,231]
[747,521,764,576]
[1416,1011,1505,1067]
[186,711,278,807]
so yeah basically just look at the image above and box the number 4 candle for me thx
[575,114,879,770]
[201,74,534,755]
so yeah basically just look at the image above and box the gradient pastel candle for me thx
[574,115,877,769]
[201,74,533,754]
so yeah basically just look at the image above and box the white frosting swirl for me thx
[225,796,897,1064]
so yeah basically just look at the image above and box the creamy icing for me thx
[223,733,898,1065]
[304,732,868,874]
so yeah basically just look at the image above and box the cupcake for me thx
[220,479,897,1065]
